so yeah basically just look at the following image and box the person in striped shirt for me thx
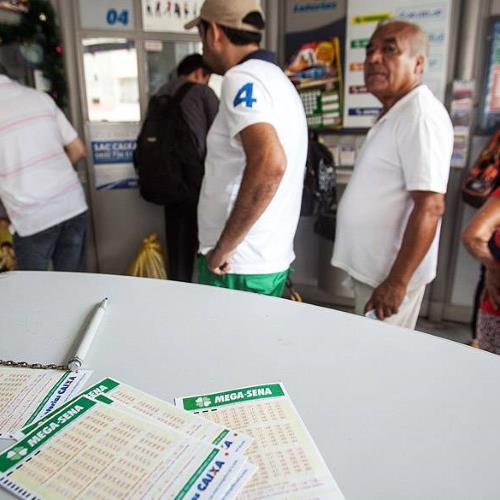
[0,64,88,271]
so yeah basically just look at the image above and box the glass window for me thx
[82,38,140,122]
[145,40,201,97]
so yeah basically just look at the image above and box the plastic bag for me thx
[0,219,16,272]
[128,234,168,279]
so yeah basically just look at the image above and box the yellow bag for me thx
[128,234,168,279]
[0,219,16,272]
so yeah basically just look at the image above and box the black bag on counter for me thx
[301,134,338,241]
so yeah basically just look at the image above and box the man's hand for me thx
[363,191,444,321]
[485,268,500,309]
[365,279,407,320]
[206,248,233,275]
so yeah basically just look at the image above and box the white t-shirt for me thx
[0,76,87,237]
[331,85,453,290]
[198,51,308,274]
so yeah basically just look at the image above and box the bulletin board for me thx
[343,0,453,128]
[287,38,343,129]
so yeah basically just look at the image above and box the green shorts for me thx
[197,255,289,297]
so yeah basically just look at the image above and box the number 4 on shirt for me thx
[233,83,257,108]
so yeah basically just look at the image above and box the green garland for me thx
[0,0,67,107]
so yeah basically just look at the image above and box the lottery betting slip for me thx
[176,382,345,500]
[0,367,91,440]
[0,378,255,499]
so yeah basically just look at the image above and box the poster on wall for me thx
[285,0,346,62]
[142,0,199,33]
[450,80,474,167]
[286,38,343,129]
[479,16,500,134]
[89,123,139,191]
[343,0,452,128]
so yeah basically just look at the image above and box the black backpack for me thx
[134,82,203,205]
[301,135,337,241]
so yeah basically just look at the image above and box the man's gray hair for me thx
[376,18,429,58]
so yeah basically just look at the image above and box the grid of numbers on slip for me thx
[201,400,288,429]
[8,410,179,498]
[0,372,32,409]
[300,90,321,115]
[111,388,195,432]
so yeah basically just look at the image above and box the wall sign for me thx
[89,123,139,191]
[285,0,346,63]
[79,0,134,31]
[450,80,474,167]
[142,0,199,33]
[287,38,344,129]
[479,16,500,134]
[286,0,345,33]
[343,0,453,128]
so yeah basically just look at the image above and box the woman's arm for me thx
[462,196,500,270]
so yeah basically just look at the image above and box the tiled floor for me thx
[415,317,472,344]
[294,284,473,346]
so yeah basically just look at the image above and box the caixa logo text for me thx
[191,461,225,497]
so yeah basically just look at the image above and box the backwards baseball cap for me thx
[184,0,265,33]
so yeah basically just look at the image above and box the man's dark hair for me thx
[200,12,264,46]
[0,63,9,76]
[177,54,211,77]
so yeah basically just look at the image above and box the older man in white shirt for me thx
[332,20,453,329]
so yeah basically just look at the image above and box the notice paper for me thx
[176,383,345,500]
[0,367,91,440]
[0,394,254,499]
[18,377,252,454]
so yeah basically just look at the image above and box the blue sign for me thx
[106,9,129,26]
[79,0,134,31]
[96,178,138,191]
[348,107,381,116]
[91,140,136,164]
[292,1,337,14]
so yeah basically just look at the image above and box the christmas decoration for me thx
[0,0,67,107]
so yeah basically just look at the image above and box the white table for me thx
[1,271,500,500]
